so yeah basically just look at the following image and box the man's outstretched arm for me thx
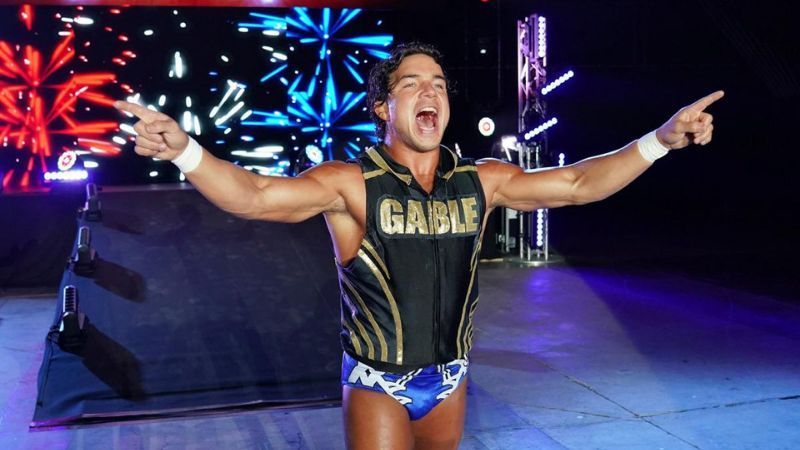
[480,90,724,211]
[114,101,347,222]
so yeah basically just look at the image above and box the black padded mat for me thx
[32,186,342,427]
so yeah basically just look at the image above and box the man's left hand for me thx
[656,90,724,150]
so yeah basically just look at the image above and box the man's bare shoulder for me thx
[474,158,526,209]
[475,157,522,182]
[298,159,363,185]
[296,160,364,216]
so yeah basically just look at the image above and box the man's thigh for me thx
[343,385,414,450]
[411,378,468,450]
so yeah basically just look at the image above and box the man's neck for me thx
[383,138,440,178]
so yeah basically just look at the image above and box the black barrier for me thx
[0,188,82,289]
[33,185,341,427]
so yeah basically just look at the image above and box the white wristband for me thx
[172,136,203,173]
[637,130,669,163]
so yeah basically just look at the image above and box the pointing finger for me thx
[688,90,725,112]
[114,100,160,123]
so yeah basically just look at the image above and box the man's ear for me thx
[373,101,388,121]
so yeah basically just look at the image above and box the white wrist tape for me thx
[172,136,203,173]
[637,130,670,163]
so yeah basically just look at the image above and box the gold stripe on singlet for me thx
[358,248,404,366]
[341,289,375,359]
[342,321,363,356]
[464,295,479,353]
[363,169,386,180]
[441,146,460,180]
[456,240,482,358]
[340,275,389,362]
[366,148,413,185]
[361,239,390,279]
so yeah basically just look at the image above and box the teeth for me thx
[419,107,437,114]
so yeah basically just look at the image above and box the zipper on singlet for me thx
[430,193,441,362]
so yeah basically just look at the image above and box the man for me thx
[115,42,722,450]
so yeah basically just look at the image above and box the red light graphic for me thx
[19,5,34,31]
[0,5,122,189]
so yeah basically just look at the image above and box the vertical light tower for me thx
[503,13,562,264]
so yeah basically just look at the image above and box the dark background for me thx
[2,0,798,295]
[398,0,799,215]
[395,0,799,300]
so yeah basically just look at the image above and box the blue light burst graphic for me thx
[238,7,393,162]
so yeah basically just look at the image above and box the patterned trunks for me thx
[341,352,469,421]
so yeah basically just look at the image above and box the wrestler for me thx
[115,42,722,450]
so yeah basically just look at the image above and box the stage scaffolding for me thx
[499,13,560,265]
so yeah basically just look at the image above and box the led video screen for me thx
[0,4,395,189]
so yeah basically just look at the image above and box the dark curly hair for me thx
[366,42,454,141]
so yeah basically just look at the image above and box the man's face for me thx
[376,53,451,153]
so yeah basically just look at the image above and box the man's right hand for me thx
[114,101,189,161]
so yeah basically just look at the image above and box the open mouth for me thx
[415,107,438,133]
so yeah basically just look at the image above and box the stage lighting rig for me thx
[57,285,87,350]
[541,70,575,96]
[500,13,570,265]
[70,226,97,276]
[82,183,102,221]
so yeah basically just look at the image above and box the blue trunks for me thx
[341,352,469,421]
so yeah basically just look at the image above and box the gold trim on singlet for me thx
[456,240,482,358]
[465,295,479,353]
[342,321,363,356]
[453,165,477,173]
[358,248,404,365]
[366,148,413,185]
[363,168,386,180]
[361,239,390,279]
[441,145,460,180]
[341,289,375,359]
[340,275,389,362]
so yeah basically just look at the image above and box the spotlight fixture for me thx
[70,226,97,276]
[478,117,496,137]
[57,285,87,350]
[82,183,102,221]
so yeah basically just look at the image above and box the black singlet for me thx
[337,144,486,372]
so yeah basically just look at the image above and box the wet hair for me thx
[366,42,454,141]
